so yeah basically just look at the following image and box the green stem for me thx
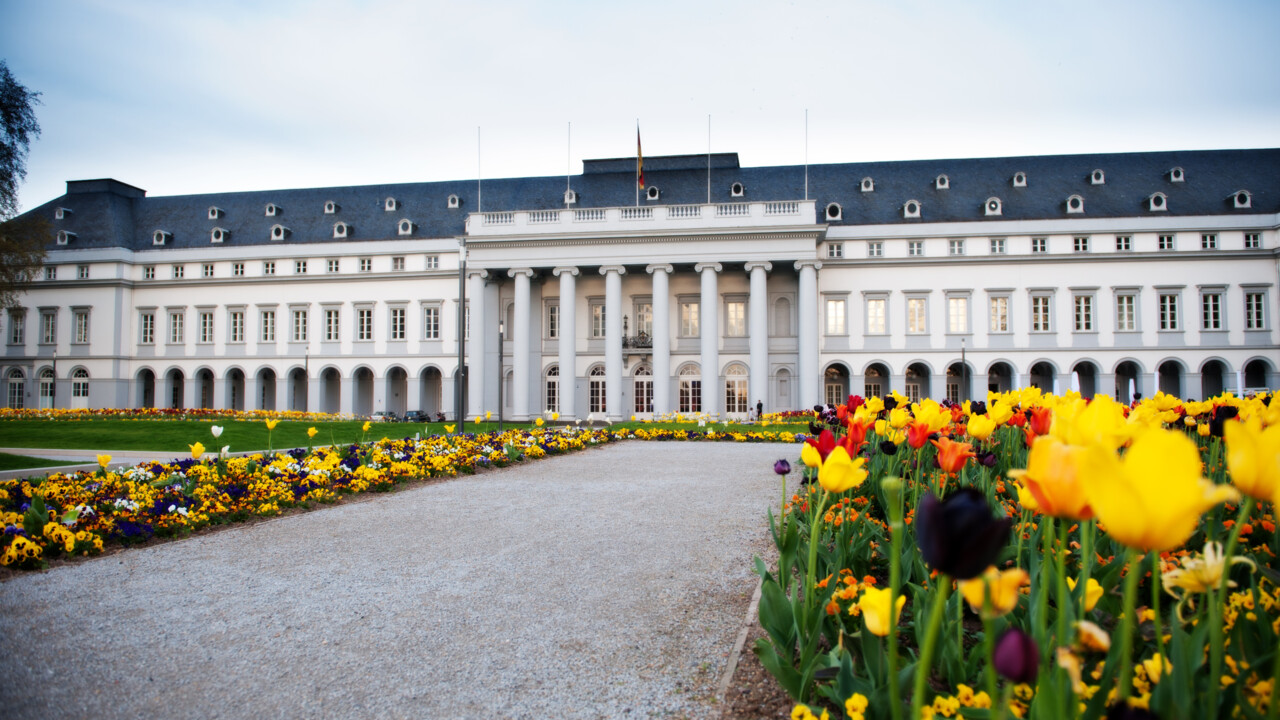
[1117,548,1144,702]
[995,682,1015,720]
[911,577,952,716]
[804,489,829,626]
[1151,550,1165,678]
[1209,496,1256,719]
[886,479,905,720]
[1056,519,1069,649]
[983,589,998,706]
[1078,519,1094,622]
[1035,516,1053,657]
[1013,508,1028,574]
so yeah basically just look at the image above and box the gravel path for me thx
[0,441,792,720]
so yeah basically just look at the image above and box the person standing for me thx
[756,399,763,421]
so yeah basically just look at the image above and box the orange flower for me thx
[1029,407,1053,436]
[932,436,976,474]
[907,421,933,450]
[1008,435,1093,520]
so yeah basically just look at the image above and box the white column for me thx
[601,265,626,420]
[795,260,822,409]
[467,270,488,418]
[509,268,534,421]
[647,264,672,416]
[745,261,772,414]
[554,267,579,420]
[696,262,722,416]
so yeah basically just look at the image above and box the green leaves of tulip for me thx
[914,488,1012,580]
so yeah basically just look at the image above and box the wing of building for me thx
[5,149,1278,418]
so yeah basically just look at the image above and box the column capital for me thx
[646,263,674,275]
[744,261,773,273]
[552,266,580,277]
[466,268,489,279]
[694,262,723,274]
[507,268,535,279]
[793,260,823,272]
[599,265,627,276]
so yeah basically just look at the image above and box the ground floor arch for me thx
[320,367,341,414]
[1071,360,1099,399]
[419,367,443,417]
[166,368,185,409]
[226,368,245,411]
[862,362,890,399]
[823,362,850,407]
[1158,359,1185,397]
[904,362,931,403]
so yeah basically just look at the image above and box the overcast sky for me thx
[3,0,1279,210]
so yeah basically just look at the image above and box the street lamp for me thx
[304,347,310,411]
[455,238,467,426]
[51,349,56,410]
[960,337,967,403]
[497,319,505,432]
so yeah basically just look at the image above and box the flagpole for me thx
[477,126,482,213]
[804,109,809,202]
[635,120,640,208]
[706,114,711,205]
[566,121,572,195]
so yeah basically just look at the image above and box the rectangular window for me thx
[726,301,746,336]
[866,298,886,334]
[906,297,927,334]
[827,243,843,259]
[867,241,883,258]
[1031,296,1051,332]
[908,240,924,257]
[1031,237,1047,253]
[1115,235,1132,251]
[989,297,1008,333]
[140,312,155,344]
[425,255,439,270]
[825,299,846,335]
[172,265,184,279]
[45,266,56,281]
[392,256,405,271]
[261,310,276,342]
[948,239,965,256]
[1159,234,1175,251]
[636,302,652,336]
[230,311,244,343]
[592,303,606,338]
[327,259,340,273]
[325,309,340,341]
[199,312,214,343]
[295,260,307,275]
[947,297,967,333]
[679,302,699,336]
[74,311,89,344]
[143,266,155,280]
[1116,295,1136,331]
[1073,296,1093,331]
[41,312,56,344]
[359,257,372,272]
[202,263,214,278]
[390,308,406,340]
[232,262,245,277]
[1073,236,1090,253]
[546,304,559,339]
[72,375,88,398]
[1202,293,1223,330]
[424,306,440,340]
[263,261,276,276]
[1245,293,1266,330]
[1159,294,1179,330]
[1201,233,1218,250]
[990,238,1006,254]
[77,265,89,279]
[8,311,23,345]
[1245,233,1261,249]
[292,310,308,342]
[168,312,184,344]
[357,308,373,341]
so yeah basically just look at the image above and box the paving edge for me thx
[714,574,765,716]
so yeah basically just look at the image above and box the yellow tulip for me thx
[800,443,822,469]
[1142,654,1172,684]
[96,454,111,469]
[967,414,996,441]
[189,442,206,460]
[1066,576,1104,612]
[535,417,544,427]
[362,421,372,432]
[888,407,911,429]
[486,411,492,420]
[959,566,1029,617]
[817,446,868,493]
[475,416,482,424]
[857,586,906,637]
[1080,429,1239,552]
[307,427,318,438]
[1224,417,1280,502]
[444,424,455,434]
[265,419,280,430]
[987,402,1014,426]
[1007,436,1093,520]
[551,412,559,420]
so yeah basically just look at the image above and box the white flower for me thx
[211,425,224,438]
[220,445,230,459]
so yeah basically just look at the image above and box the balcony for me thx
[465,200,817,238]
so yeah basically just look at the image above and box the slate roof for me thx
[27,148,1280,251]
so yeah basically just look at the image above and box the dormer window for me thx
[265,203,280,217]
[1066,195,1085,214]
[903,200,921,219]
[333,222,350,239]
[1168,167,1185,183]
[210,228,228,244]
[397,219,414,236]
[825,203,842,221]
[1147,192,1168,212]
[984,197,1002,216]
[384,197,397,211]
[935,174,950,190]
[56,230,76,245]
[1232,190,1252,209]
[447,194,460,209]
[1012,172,1027,188]
[152,230,170,246]
[270,224,289,241]
[646,186,660,201]
[54,207,72,220]
[730,182,745,197]
[324,201,338,214]
[563,190,578,205]
[1090,169,1105,185]
[860,177,874,193]
[207,206,223,219]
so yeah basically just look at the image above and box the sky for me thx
[3,0,1279,210]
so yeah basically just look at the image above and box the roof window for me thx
[935,174,950,190]
[1233,190,1252,209]
[1147,192,1168,212]
[152,230,170,246]
[1090,169,1105,185]
[1012,172,1027,188]
[270,224,289,241]
[825,203,842,221]
[984,197,1002,216]
[54,207,72,220]
[333,222,350,239]
[210,228,228,244]
[563,190,577,205]
[324,201,338,214]
[1066,195,1085,214]
[646,186,660,201]
[730,182,745,197]
[384,197,397,211]
[1168,167,1185,183]
[903,200,921,219]
[207,206,223,219]
[56,230,76,245]
[398,219,414,236]
[447,194,461,209]
[860,177,874,193]
[265,203,281,217]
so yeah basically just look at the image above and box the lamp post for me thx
[455,238,467,426]
[960,337,967,403]
[304,347,309,411]
[497,319,505,433]
[51,350,56,410]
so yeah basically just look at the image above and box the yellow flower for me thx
[189,442,206,460]
[1067,576,1104,612]
[1224,417,1280,502]
[1080,429,1239,552]
[1007,435,1092,520]
[265,419,280,430]
[1057,647,1086,694]
[1142,654,1172,683]
[967,414,996,441]
[535,417,544,427]
[551,412,559,420]
[817,446,868,493]
[475,416,483,424]
[362,421,372,432]
[307,427,318,438]
[800,443,822,469]
[889,407,911,429]
[857,586,906,637]
[987,401,1014,426]
[96,454,111,469]
[486,411,492,420]
[444,424,455,434]
[1162,541,1255,597]
[845,692,869,717]
[959,566,1029,617]
[1075,619,1111,653]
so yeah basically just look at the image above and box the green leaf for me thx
[758,578,798,657]
[753,637,804,700]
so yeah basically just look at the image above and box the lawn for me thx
[0,452,76,471]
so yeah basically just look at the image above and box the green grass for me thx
[0,452,76,471]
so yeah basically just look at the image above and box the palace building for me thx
[4,148,1278,419]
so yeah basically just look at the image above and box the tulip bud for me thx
[774,459,791,475]
[993,628,1039,684]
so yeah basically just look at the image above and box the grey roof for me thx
[26,148,1280,251]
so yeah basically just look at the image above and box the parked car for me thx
[403,410,429,423]
[371,411,399,422]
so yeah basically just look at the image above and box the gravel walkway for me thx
[0,441,793,720]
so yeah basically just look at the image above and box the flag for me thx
[636,125,644,189]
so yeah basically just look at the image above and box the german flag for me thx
[636,125,644,189]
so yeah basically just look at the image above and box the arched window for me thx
[589,366,607,414]
[678,364,702,413]
[544,365,559,414]
[633,365,653,414]
[7,368,24,409]
[38,368,54,408]
[724,364,748,414]
[72,368,90,408]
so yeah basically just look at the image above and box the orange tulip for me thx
[1008,435,1093,520]
[932,436,976,474]
[907,421,933,450]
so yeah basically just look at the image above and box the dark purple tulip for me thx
[1104,703,1160,720]
[993,628,1039,684]
[977,451,998,468]
[883,396,899,412]
[914,488,1012,580]
[879,440,899,456]
[774,459,791,475]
